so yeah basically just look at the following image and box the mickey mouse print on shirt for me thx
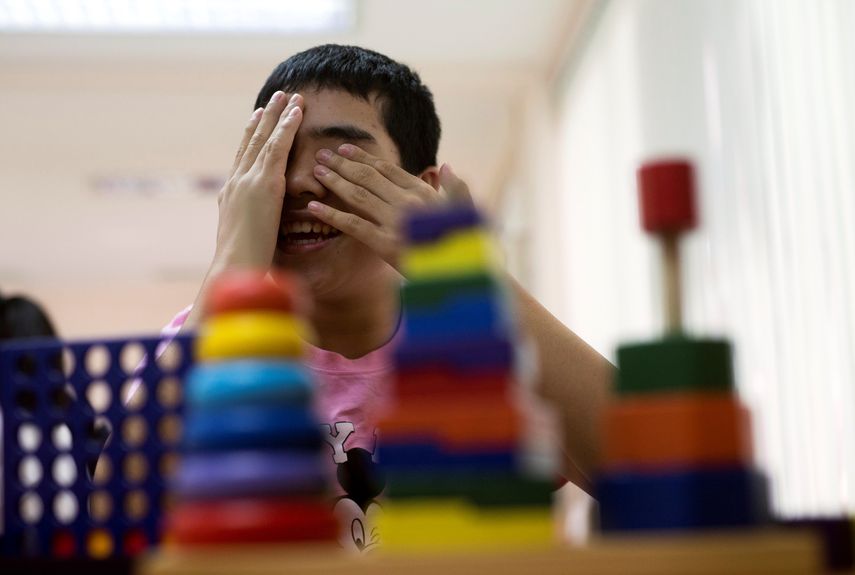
[320,422,385,553]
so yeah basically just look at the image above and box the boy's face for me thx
[272,88,403,300]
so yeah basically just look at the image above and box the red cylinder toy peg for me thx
[637,159,698,234]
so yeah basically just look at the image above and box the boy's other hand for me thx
[308,144,473,274]
[213,92,304,270]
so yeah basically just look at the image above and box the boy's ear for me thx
[418,166,441,190]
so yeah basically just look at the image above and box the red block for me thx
[637,159,698,233]
[205,269,310,317]
[394,368,511,399]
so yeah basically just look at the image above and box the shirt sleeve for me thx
[124,304,193,404]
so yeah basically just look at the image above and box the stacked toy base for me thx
[377,206,553,552]
[165,271,337,546]
[596,336,769,532]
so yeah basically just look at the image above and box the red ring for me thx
[205,270,309,317]
[169,498,337,544]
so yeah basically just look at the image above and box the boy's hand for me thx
[307,144,473,273]
[213,91,304,270]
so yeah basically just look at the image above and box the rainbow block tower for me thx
[596,160,769,532]
[376,206,555,552]
[165,270,338,546]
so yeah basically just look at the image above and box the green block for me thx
[615,337,734,395]
[402,272,503,309]
[387,472,553,509]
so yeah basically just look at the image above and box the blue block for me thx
[186,360,312,408]
[394,335,514,373]
[183,405,322,452]
[403,293,512,346]
[596,467,769,532]
[405,206,484,244]
[377,441,517,473]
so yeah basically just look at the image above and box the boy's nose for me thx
[285,149,328,201]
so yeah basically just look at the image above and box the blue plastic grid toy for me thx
[0,334,193,559]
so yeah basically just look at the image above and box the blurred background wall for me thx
[1,0,853,519]
[0,0,582,335]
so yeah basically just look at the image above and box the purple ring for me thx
[173,450,329,500]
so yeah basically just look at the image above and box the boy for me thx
[170,44,613,551]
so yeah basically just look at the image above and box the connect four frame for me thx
[0,335,193,558]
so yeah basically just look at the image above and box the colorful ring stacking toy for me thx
[595,159,770,533]
[165,270,338,548]
[378,205,554,552]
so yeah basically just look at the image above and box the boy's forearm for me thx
[180,259,233,333]
[507,274,615,494]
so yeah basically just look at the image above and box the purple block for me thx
[405,206,484,244]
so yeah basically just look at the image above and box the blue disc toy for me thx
[186,361,312,408]
[183,405,322,452]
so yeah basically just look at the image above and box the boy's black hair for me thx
[0,293,108,468]
[255,44,440,175]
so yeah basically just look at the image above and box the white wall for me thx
[0,56,530,338]
[528,0,855,517]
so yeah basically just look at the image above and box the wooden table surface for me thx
[140,529,822,575]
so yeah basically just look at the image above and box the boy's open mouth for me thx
[278,220,343,251]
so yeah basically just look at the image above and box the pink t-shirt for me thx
[161,305,394,553]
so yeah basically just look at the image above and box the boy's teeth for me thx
[280,220,341,239]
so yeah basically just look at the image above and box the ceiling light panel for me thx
[0,0,356,34]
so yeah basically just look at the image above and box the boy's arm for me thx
[507,274,614,495]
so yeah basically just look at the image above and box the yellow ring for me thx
[404,229,497,279]
[196,312,311,361]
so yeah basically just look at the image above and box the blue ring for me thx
[183,405,322,451]
[187,361,312,407]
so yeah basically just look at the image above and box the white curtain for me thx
[554,0,855,517]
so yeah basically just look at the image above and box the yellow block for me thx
[195,312,311,361]
[404,229,497,279]
[378,499,554,552]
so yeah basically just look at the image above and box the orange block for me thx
[379,395,520,449]
[602,393,753,471]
